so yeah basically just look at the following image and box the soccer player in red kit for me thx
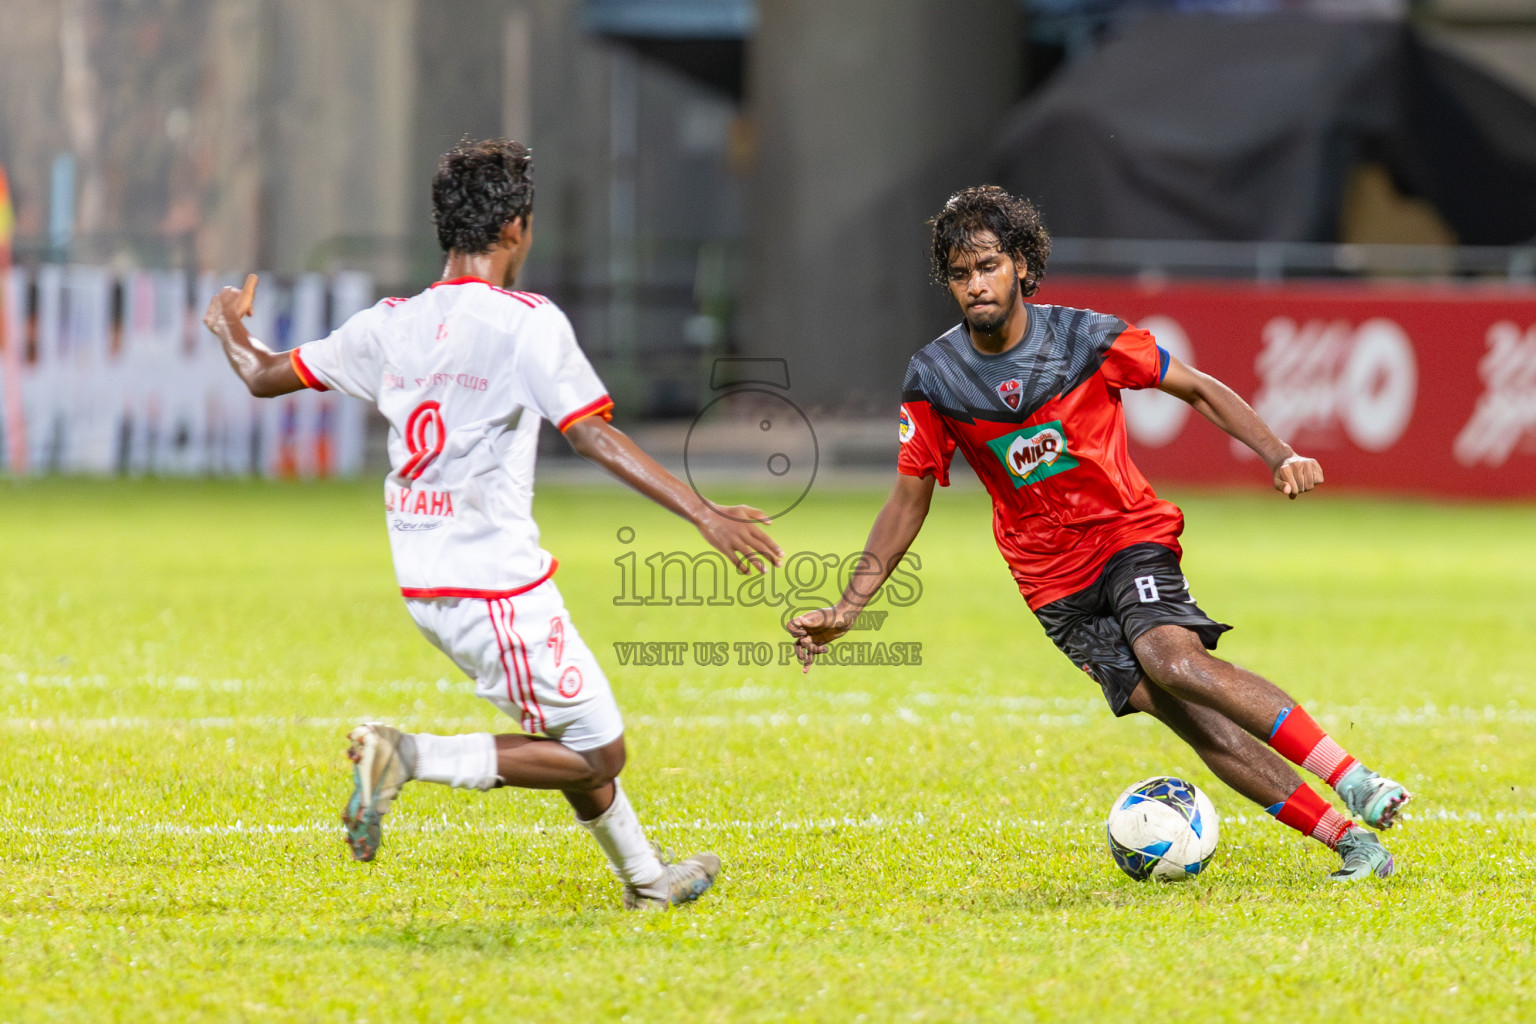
[787,186,1411,881]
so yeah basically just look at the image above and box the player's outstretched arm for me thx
[563,416,783,574]
[1158,356,1323,500]
[786,472,935,673]
[202,277,305,397]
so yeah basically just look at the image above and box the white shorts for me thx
[405,580,623,751]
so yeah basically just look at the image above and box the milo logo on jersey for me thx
[985,420,1079,488]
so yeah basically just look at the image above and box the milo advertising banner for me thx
[1038,278,1536,498]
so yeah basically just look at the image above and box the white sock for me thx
[410,732,499,790]
[578,779,665,886]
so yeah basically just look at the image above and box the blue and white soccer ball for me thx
[1106,776,1219,881]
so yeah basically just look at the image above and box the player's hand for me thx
[785,604,858,674]
[202,274,258,335]
[695,504,784,575]
[1272,454,1323,500]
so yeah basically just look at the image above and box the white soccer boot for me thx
[622,850,722,910]
[342,723,416,862]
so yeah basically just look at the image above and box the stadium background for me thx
[2,0,1535,493]
[2,3,1536,1022]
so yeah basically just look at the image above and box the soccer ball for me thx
[1105,775,1219,881]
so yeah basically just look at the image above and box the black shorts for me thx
[1032,543,1230,717]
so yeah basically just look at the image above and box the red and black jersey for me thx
[897,303,1184,609]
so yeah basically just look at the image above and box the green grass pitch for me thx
[1,476,1532,1022]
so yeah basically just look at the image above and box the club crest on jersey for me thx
[997,378,1023,411]
[984,420,1080,488]
[897,405,916,444]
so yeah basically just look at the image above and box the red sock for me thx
[1268,705,1358,786]
[1269,783,1353,849]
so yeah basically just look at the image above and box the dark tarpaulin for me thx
[992,15,1536,244]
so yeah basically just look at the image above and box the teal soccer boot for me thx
[1328,828,1395,882]
[1335,763,1412,829]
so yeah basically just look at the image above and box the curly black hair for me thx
[929,185,1051,297]
[431,138,535,254]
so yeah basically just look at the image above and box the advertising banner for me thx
[1039,278,1536,498]
[1,267,372,478]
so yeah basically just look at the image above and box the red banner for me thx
[1038,278,1536,498]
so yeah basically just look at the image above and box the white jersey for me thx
[292,276,612,598]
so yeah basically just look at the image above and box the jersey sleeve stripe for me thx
[289,349,328,391]
[399,559,559,600]
[1157,345,1171,382]
[557,395,615,432]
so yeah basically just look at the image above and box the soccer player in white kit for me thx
[203,139,782,909]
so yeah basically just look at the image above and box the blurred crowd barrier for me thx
[1040,278,1536,498]
[0,267,372,478]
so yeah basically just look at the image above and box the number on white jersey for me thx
[401,400,445,480]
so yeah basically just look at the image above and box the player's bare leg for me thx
[1125,678,1298,809]
[1127,677,1394,880]
[1131,626,1288,736]
[495,734,718,909]
[345,727,718,906]
[1132,625,1411,830]
[344,730,621,809]
[493,733,625,810]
